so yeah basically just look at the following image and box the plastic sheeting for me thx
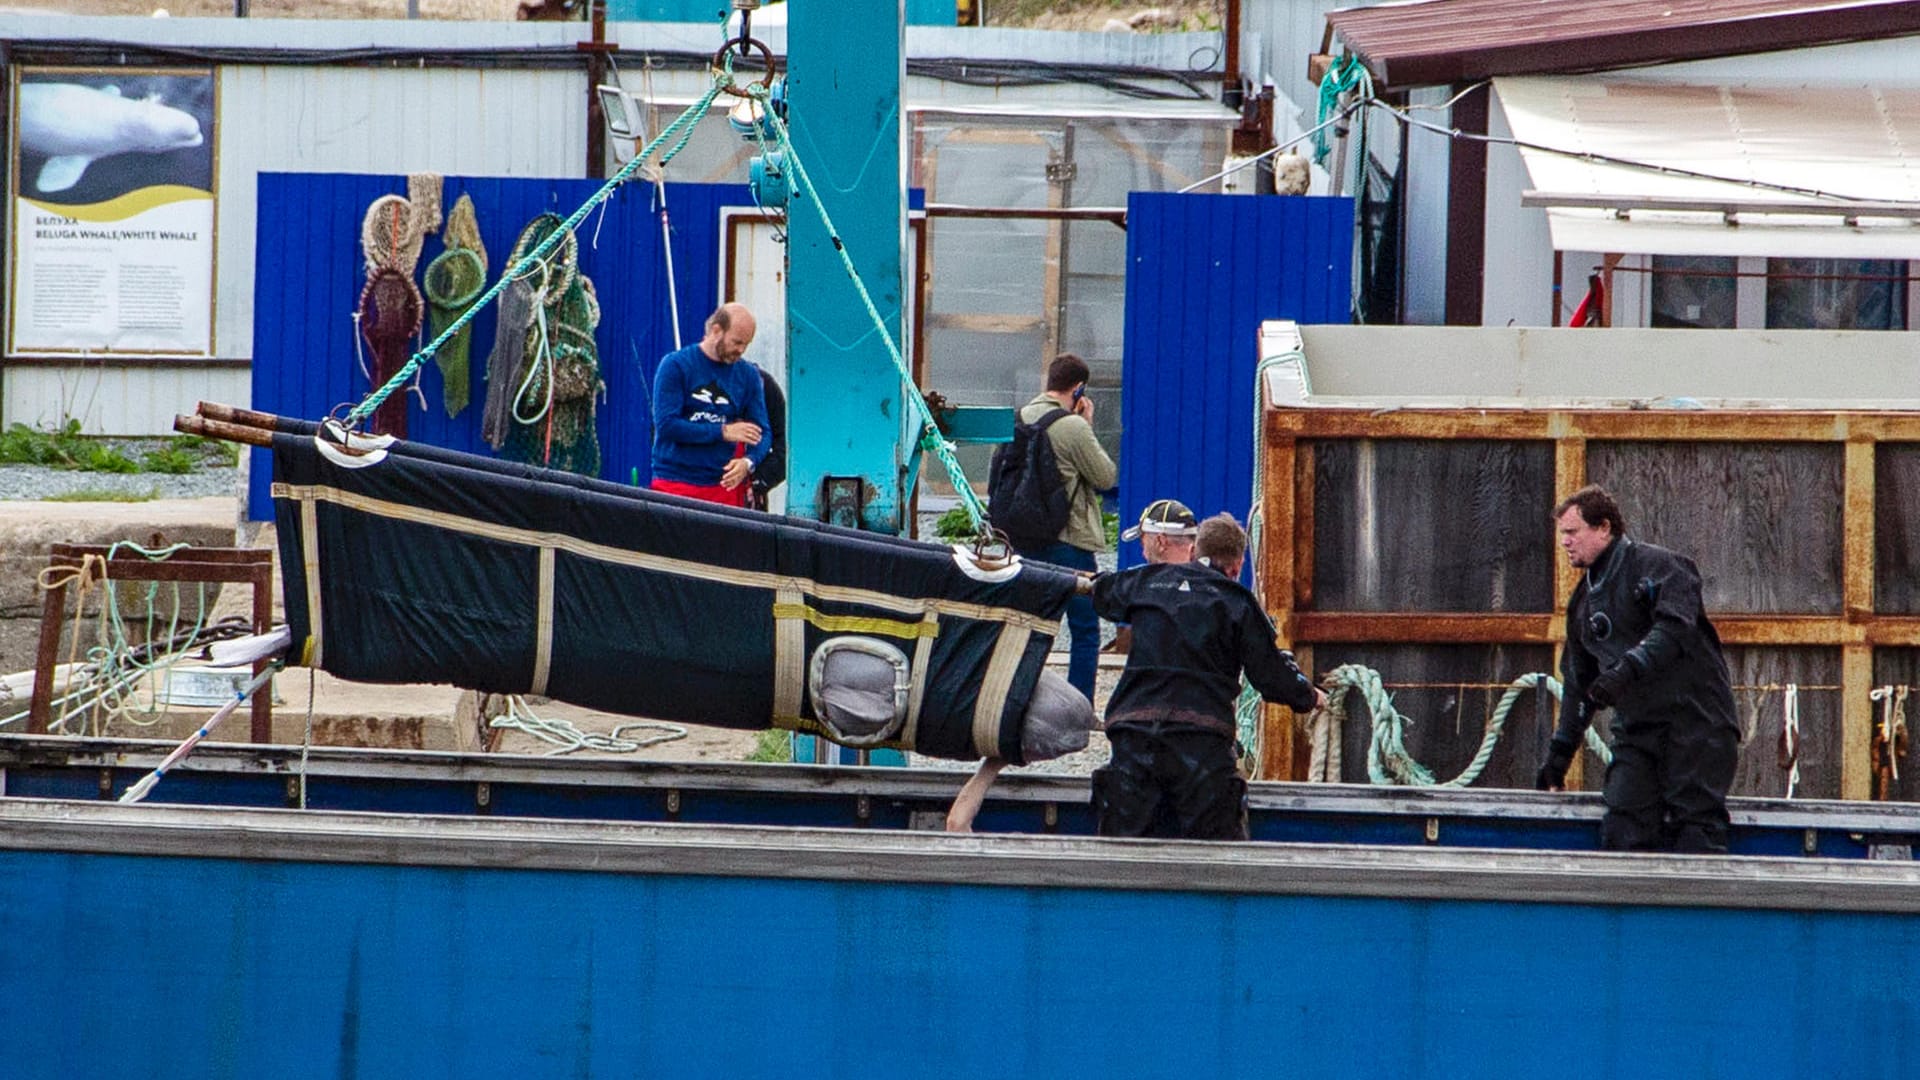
[642,108,1228,489]
[1496,76,1920,258]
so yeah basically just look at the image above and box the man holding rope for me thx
[1088,507,1324,840]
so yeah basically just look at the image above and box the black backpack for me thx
[987,407,1073,548]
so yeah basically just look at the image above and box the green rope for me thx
[1313,54,1371,165]
[749,83,990,535]
[55,541,210,735]
[346,69,733,428]
[1315,664,1611,787]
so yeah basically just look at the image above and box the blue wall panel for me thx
[1119,192,1351,566]
[249,174,751,520]
[2,848,1917,1079]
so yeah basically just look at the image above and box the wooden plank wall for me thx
[1260,406,1920,801]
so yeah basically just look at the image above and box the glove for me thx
[1586,663,1630,709]
[1535,735,1576,791]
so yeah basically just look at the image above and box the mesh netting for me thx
[356,266,424,438]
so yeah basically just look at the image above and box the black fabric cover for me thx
[271,429,1076,762]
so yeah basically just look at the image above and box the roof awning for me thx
[1494,75,1920,258]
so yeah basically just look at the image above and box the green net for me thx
[495,213,603,477]
[423,246,485,418]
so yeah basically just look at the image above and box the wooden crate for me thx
[1258,405,1920,799]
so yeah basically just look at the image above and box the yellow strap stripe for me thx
[770,603,940,640]
[271,482,1055,635]
[901,614,939,750]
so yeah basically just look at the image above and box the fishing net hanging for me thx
[443,192,485,256]
[407,173,444,237]
[482,213,604,477]
[423,193,489,418]
[356,266,424,438]
[360,193,424,277]
[481,278,536,452]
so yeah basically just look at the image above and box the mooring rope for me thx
[21,541,252,736]
[487,694,687,756]
[1313,664,1611,787]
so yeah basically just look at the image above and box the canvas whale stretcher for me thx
[181,405,1081,764]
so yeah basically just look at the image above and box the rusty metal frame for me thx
[29,544,276,743]
[1258,405,1916,798]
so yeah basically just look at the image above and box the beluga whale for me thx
[18,82,204,195]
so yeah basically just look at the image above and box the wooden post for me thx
[250,559,275,744]
[1552,434,1586,786]
[1259,431,1298,780]
[1842,439,1876,800]
[26,576,69,734]
[28,545,278,743]
[1294,442,1316,612]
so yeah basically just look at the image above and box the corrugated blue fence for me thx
[249,173,751,520]
[1119,192,1352,565]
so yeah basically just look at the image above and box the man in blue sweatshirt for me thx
[650,303,771,507]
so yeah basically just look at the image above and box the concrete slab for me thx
[0,497,239,672]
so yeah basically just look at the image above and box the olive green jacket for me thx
[1020,394,1118,553]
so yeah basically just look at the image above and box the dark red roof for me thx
[1326,0,1920,88]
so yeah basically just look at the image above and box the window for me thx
[1766,259,1908,330]
[1649,255,1737,329]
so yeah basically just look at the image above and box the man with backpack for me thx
[988,353,1117,703]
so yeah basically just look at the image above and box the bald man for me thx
[650,303,771,507]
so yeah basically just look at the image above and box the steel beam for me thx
[784,0,909,533]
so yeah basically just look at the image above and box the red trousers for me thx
[650,476,748,507]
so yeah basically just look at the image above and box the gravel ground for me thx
[0,462,242,501]
[0,435,244,502]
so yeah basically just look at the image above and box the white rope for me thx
[486,695,687,756]
[300,665,316,809]
[1872,684,1908,786]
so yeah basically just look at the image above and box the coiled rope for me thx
[1313,664,1611,787]
[12,542,253,736]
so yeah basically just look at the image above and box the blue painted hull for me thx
[5,736,1920,1079]
[1,799,1918,1080]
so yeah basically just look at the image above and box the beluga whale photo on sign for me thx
[19,81,206,197]
[8,67,217,358]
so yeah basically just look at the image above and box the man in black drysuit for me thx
[1536,485,1741,853]
[1090,505,1325,840]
